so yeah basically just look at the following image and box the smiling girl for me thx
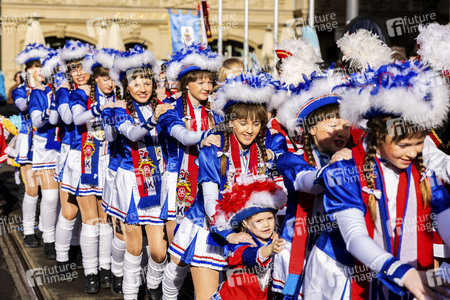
[210,179,287,300]
[13,43,50,248]
[272,72,352,298]
[302,62,450,300]
[164,72,276,300]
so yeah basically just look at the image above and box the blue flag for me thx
[169,9,202,54]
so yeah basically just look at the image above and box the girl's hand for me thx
[201,134,221,148]
[156,87,167,101]
[260,232,285,259]
[114,100,127,109]
[226,232,256,246]
[79,85,90,96]
[402,269,450,300]
[330,148,352,164]
[153,103,174,122]
[267,149,274,161]
[100,102,115,111]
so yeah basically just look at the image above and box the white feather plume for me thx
[338,64,450,129]
[41,52,61,79]
[15,46,49,66]
[337,29,393,71]
[417,23,450,72]
[59,40,94,72]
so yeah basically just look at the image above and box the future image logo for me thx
[386,13,436,37]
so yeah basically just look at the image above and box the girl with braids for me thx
[164,72,277,300]
[271,72,352,299]
[301,61,450,300]
[28,49,62,260]
[60,41,117,294]
[52,41,91,282]
[107,46,216,300]
[13,43,50,248]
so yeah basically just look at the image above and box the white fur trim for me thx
[214,187,287,231]
[59,40,93,72]
[109,50,160,96]
[268,89,289,111]
[339,68,450,128]
[165,53,223,80]
[277,73,344,134]
[337,29,393,71]
[212,84,274,117]
[82,51,116,74]
[41,53,60,79]
[417,23,450,72]
[15,47,49,66]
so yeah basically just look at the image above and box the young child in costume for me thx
[164,72,276,300]
[210,179,287,300]
[28,49,62,260]
[13,43,50,248]
[107,45,215,300]
[302,61,450,299]
[272,71,351,298]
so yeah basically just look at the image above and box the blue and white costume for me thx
[12,83,34,164]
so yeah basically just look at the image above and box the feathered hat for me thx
[337,60,450,129]
[212,72,275,117]
[82,48,120,74]
[277,69,345,135]
[59,40,94,72]
[15,43,50,66]
[276,38,322,87]
[416,23,450,75]
[109,45,160,96]
[41,49,61,79]
[267,79,289,112]
[337,29,393,71]
[165,43,223,81]
[211,178,287,231]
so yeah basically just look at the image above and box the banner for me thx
[169,9,202,54]
[198,0,213,42]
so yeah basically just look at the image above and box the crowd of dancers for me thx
[1,22,450,300]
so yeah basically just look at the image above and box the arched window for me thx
[45,36,94,50]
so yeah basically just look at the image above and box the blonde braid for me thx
[182,91,189,129]
[221,130,230,177]
[303,132,316,167]
[415,152,432,208]
[364,130,379,225]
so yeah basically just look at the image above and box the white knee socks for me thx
[162,261,190,300]
[111,236,126,277]
[55,213,76,262]
[98,223,113,270]
[40,189,59,243]
[80,223,99,275]
[147,255,167,289]
[22,193,38,235]
[123,251,142,300]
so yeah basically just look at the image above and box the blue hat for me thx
[15,43,50,65]
[165,43,223,81]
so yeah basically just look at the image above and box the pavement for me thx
[0,163,195,299]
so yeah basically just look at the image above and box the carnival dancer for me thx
[13,43,50,247]
[210,179,287,300]
[107,45,216,300]
[271,71,351,298]
[28,49,62,259]
[164,72,276,300]
[60,40,115,294]
[162,43,223,237]
[302,61,450,299]
[53,41,91,278]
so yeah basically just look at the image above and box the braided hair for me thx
[121,67,158,121]
[364,116,431,225]
[179,70,217,130]
[24,60,42,97]
[87,66,111,105]
[219,103,269,177]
